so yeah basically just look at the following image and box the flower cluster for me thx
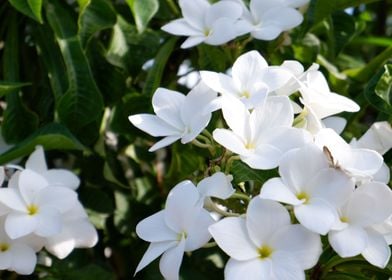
[130,47,392,279]
[162,0,309,48]
[0,146,97,275]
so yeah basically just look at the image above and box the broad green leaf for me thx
[364,64,392,115]
[231,161,275,185]
[375,64,392,106]
[78,0,117,48]
[0,82,30,97]
[0,123,84,165]
[8,0,43,23]
[46,1,104,145]
[198,44,228,72]
[352,36,392,47]
[330,11,356,57]
[126,0,159,33]
[142,37,177,96]
[2,13,39,143]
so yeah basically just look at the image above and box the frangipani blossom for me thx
[197,172,235,201]
[135,180,214,280]
[213,95,311,169]
[329,182,392,268]
[45,201,98,259]
[234,0,307,40]
[162,0,247,48]
[260,144,354,234]
[200,51,292,109]
[129,82,217,152]
[0,169,78,239]
[209,198,322,280]
[315,128,384,180]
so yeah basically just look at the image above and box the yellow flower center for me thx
[240,90,251,99]
[340,216,349,223]
[203,28,212,36]
[0,243,9,252]
[245,141,255,150]
[257,245,273,259]
[27,204,39,216]
[296,192,310,204]
[177,231,187,241]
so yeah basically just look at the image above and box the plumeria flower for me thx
[135,180,214,280]
[161,0,248,48]
[0,169,78,239]
[45,201,98,259]
[200,51,292,109]
[329,182,392,268]
[197,172,235,202]
[209,198,322,280]
[260,144,354,234]
[0,218,37,275]
[213,95,311,169]
[315,128,384,180]
[129,82,217,152]
[230,0,307,40]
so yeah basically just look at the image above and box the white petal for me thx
[159,238,186,280]
[270,251,305,280]
[246,198,290,247]
[225,258,272,280]
[328,226,368,257]
[136,210,177,242]
[180,36,206,48]
[164,181,200,233]
[5,213,38,239]
[161,19,201,36]
[129,114,181,137]
[354,121,392,155]
[253,96,293,130]
[185,208,214,251]
[322,116,347,135]
[294,199,337,235]
[25,146,47,173]
[152,88,185,129]
[262,7,303,30]
[362,228,391,268]
[179,0,209,29]
[250,0,281,15]
[205,18,240,45]
[36,187,77,213]
[19,170,49,204]
[373,162,390,184]
[135,241,177,275]
[270,224,322,269]
[0,188,26,212]
[209,217,258,260]
[0,250,12,269]
[344,148,383,178]
[197,172,235,200]
[251,26,282,41]
[205,1,242,26]
[10,243,37,275]
[261,67,293,92]
[220,96,251,138]
[259,178,302,206]
[242,144,282,170]
[213,129,248,156]
[35,207,62,237]
[149,135,181,152]
[42,170,80,190]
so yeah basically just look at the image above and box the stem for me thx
[192,138,211,149]
[5,164,23,171]
[225,155,240,173]
[165,0,180,16]
[196,134,212,145]
[206,198,240,217]
[202,242,217,248]
[230,192,250,201]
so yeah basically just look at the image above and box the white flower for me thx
[135,180,214,280]
[329,182,392,268]
[0,169,78,239]
[315,128,384,180]
[209,198,322,280]
[161,0,247,48]
[200,51,292,109]
[44,201,98,259]
[213,95,311,169]
[351,121,392,155]
[0,218,37,275]
[197,172,235,201]
[259,144,354,234]
[236,0,306,40]
[129,82,217,152]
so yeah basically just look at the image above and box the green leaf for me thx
[46,1,104,145]
[330,11,356,57]
[143,37,177,96]
[231,161,276,185]
[0,82,30,97]
[197,44,228,72]
[8,0,43,23]
[126,0,159,33]
[0,123,84,165]
[78,0,117,48]
[364,64,392,115]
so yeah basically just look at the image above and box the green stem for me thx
[230,192,250,201]
[165,0,180,16]
[225,155,240,173]
[192,138,211,149]
[202,242,217,248]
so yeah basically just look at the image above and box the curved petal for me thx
[136,210,177,242]
[205,18,240,45]
[259,178,302,205]
[242,144,282,170]
[220,96,251,138]
[251,26,282,40]
[213,129,248,155]
[362,228,391,269]
[197,172,235,200]
[135,241,177,275]
[35,207,62,237]
[0,188,26,212]
[253,96,293,130]
[19,170,49,204]
[159,238,186,280]
[261,67,293,92]
[344,148,383,178]
[149,135,181,152]
[152,88,185,129]
[161,19,201,36]
[10,244,37,275]
[329,225,368,257]
[209,217,258,260]
[185,208,214,251]
[42,170,80,190]
[205,1,242,26]
[36,187,77,214]
[225,257,272,280]
[0,250,12,270]
[180,36,206,48]
[270,224,322,269]
[129,114,180,137]
[246,198,290,247]
[262,7,303,30]
[270,251,305,280]
[25,146,47,173]
[5,213,38,239]
[294,199,337,235]
[322,116,347,135]
[179,0,209,29]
